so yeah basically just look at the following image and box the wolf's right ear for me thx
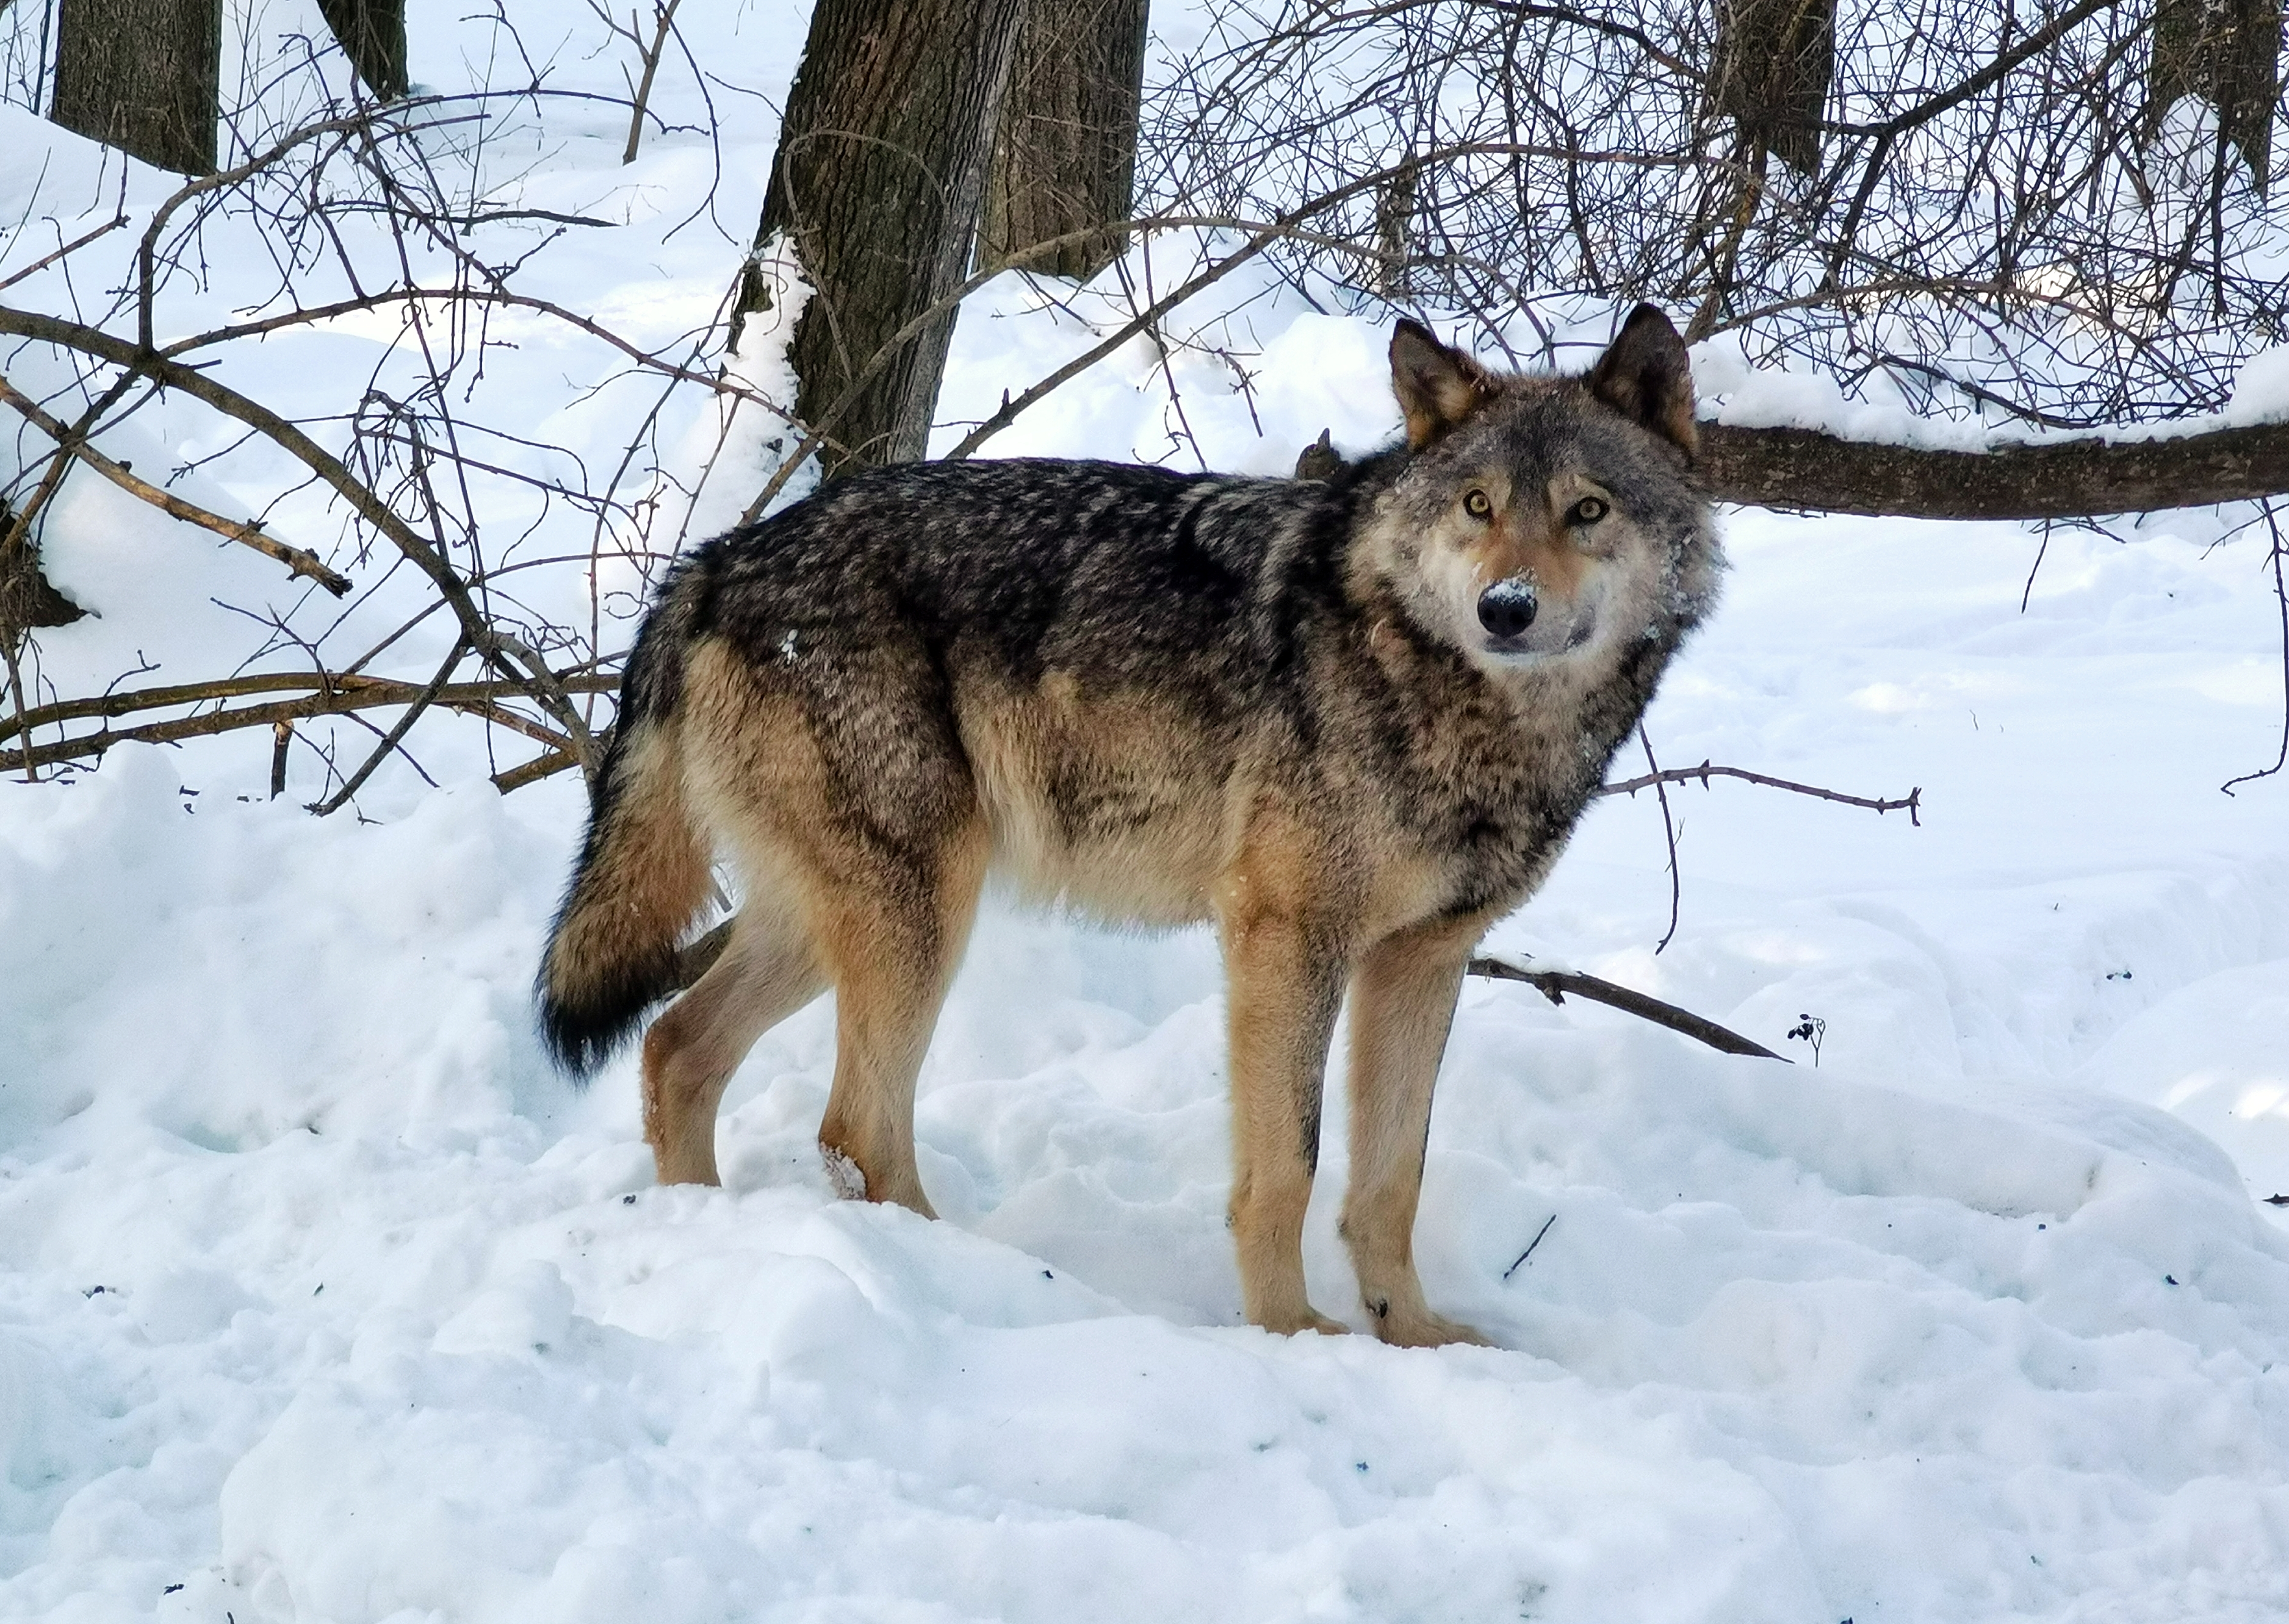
[1390,319,1495,448]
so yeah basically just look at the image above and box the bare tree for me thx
[49,0,221,173]
[732,0,1026,478]
[980,0,1152,279]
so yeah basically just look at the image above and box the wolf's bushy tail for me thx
[537,565,713,1077]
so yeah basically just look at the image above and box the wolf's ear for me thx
[1587,304,1698,459]
[1390,319,1495,448]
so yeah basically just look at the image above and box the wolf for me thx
[538,306,1721,1346]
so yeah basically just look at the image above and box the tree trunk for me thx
[735,0,1027,480]
[979,0,1151,281]
[1,496,88,708]
[2145,0,2280,195]
[1709,0,1834,174]
[49,0,222,174]
[317,0,408,101]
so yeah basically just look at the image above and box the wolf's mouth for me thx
[1482,616,1596,660]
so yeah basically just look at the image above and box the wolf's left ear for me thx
[1587,304,1698,459]
[1391,318,1495,448]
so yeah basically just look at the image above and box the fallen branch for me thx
[0,373,353,596]
[1467,954,1785,1060]
[0,668,616,774]
[1598,759,1921,824]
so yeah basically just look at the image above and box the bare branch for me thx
[1467,955,1787,1061]
[1599,758,1922,824]
[0,668,616,773]
[0,373,353,595]
[0,303,599,767]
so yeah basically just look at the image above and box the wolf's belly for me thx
[957,678,1231,927]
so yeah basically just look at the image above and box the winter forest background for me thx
[3,1,2289,1619]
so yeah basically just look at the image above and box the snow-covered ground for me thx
[5,5,2289,1622]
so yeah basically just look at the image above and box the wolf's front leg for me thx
[1339,914,1493,1348]
[1219,891,1349,1337]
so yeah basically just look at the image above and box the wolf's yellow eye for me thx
[1568,495,1610,525]
[1463,489,1493,519]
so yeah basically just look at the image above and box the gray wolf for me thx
[538,306,1721,1346]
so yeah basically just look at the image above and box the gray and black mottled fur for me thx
[539,306,1722,1345]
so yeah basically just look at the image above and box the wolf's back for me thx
[536,561,714,1076]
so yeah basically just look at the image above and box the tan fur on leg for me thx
[813,815,990,1218]
[1218,837,1351,1336]
[1340,914,1492,1347]
[644,904,826,1186]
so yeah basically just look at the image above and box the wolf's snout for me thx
[1477,580,1538,639]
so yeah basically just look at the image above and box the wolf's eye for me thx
[1463,489,1493,519]
[1567,495,1610,525]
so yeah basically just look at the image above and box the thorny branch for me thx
[1598,760,1922,824]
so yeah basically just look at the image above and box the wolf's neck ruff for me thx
[539,306,1721,1348]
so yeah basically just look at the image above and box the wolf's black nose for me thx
[1477,580,1538,638]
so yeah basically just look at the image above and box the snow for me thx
[6,4,2289,1622]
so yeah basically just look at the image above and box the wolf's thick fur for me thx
[540,307,1721,1345]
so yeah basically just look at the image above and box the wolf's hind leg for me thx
[813,816,990,1218]
[1340,914,1492,1348]
[643,902,826,1187]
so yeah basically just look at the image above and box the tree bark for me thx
[979,0,1151,280]
[1,500,87,638]
[317,0,409,101]
[1709,0,1833,174]
[2145,0,2280,195]
[49,0,222,174]
[1697,419,2289,520]
[735,0,1028,479]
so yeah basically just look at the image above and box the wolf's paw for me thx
[821,1146,868,1201]
[1369,1304,1494,1349]
[1260,1307,1351,1337]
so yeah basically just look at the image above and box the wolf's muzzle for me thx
[1477,579,1538,639]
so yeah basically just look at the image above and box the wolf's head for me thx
[1358,306,1720,677]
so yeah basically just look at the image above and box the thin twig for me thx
[2223,500,2289,796]
[1598,760,1922,825]
[0,212,129,296]
[309,634,467,814]
[1502,1214,1557,1281]
[1637,724,1681,954]
[618,0,683,165]
[1467,954,1787,1061]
